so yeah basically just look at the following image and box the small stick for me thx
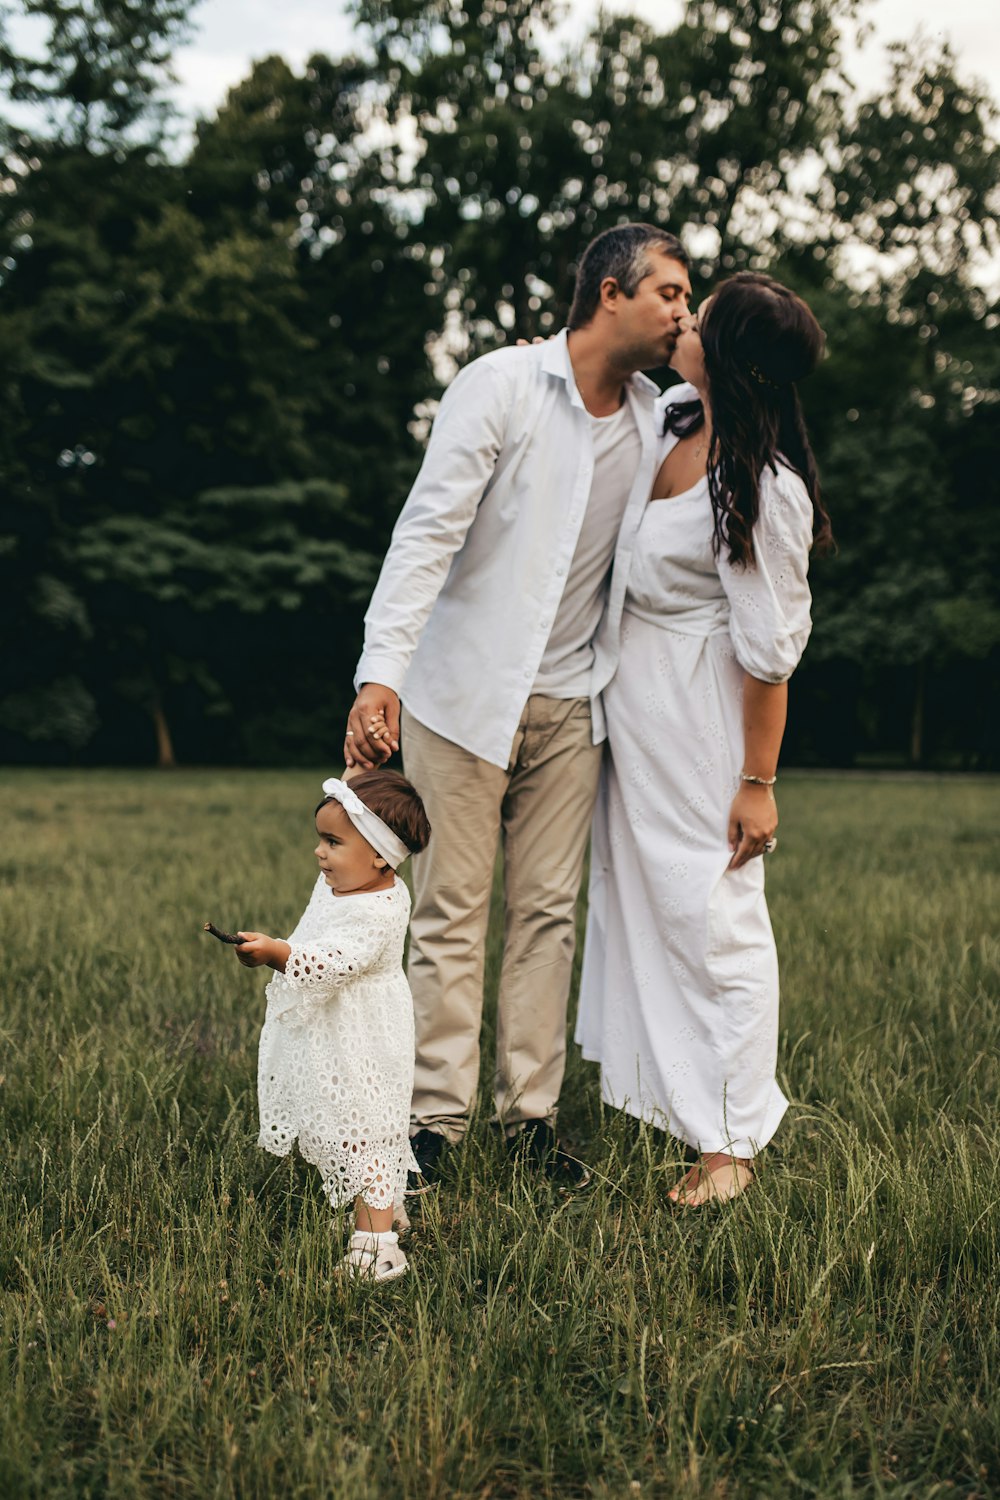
[204,922,245,945]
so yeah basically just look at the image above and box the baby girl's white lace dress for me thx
[257,875,417,1211]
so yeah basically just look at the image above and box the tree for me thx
[2,21,434,763]
[808,38,1000,763]
[351,0,861,343]
[0,2,200,760]
[188,52,440,546]
[74,481,377,766]
[2,0,194,149]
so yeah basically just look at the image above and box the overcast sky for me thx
[162,0,998,131]
[5,0,997,139]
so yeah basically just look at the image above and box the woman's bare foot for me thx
[668,1152,755,1206]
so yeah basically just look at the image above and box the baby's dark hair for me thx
[316,768,431,856]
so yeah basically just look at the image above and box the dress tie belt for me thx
[622,601,731,637]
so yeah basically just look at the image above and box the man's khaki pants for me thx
[402,697,603,1142]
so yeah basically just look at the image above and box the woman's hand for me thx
[235,933,291,972]
[727,784,778,870]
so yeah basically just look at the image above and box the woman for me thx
[576,272,832,1205]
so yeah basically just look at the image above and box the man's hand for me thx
[344,684,400,769]
[235,932,291,972]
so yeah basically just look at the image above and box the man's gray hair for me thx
[567,223,688,330]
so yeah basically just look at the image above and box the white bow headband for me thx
[321,778,411,869]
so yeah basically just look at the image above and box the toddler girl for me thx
[233,768,431,1282]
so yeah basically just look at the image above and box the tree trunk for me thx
[910,661,926,766]
[152,695,176,769]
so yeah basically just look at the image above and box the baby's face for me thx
[314,801,387,895]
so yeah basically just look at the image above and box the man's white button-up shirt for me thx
[354,329,664,769]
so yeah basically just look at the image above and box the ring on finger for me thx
[764,837,777,853]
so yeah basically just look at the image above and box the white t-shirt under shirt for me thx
[533,398,643,698]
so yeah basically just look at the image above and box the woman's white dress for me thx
[577,388,814,1157]
[257,875,417,1210]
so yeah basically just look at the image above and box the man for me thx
[343,223,692,1187]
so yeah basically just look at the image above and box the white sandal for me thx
[341,1230,408,1283]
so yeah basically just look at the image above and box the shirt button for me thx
[523,669,532,680]
[556,566,566,576]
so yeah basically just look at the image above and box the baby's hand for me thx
[367,713,390,750]
[342,716,390,783]
[235,932,290,971]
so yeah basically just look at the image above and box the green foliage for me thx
[187,51,440,527]
[0,673,97,745]
[2,0,194,147]
[1,769,999,1493]
[352,0,863,338]
[831,38,1000,286]
[934,596,1000,660]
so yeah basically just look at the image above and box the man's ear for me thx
[599,275,620,312]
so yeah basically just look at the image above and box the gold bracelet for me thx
[741,772,777,786]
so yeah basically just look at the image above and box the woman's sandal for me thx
[341,1230,409,1282]
[668,1152,755,1207]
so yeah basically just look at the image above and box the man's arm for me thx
[345,356,510,767]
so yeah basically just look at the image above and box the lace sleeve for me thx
[283,915,390,994]
[719,464,813,683]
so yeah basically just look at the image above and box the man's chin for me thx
[645,341,677,370]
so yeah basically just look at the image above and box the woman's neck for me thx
[694,382,713,445]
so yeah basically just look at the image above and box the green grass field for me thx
[2,769,999,1499]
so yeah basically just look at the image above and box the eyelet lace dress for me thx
[577,384,814,1159]
[257,875,417,1211]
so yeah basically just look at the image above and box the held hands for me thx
[727,784,778,870]
[344,684,401,769]
[235,933,291,972]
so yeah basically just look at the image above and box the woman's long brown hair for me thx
[665,272,834,567]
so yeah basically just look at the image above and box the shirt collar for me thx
[541,327,661,406]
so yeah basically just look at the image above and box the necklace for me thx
[653,428,711,499]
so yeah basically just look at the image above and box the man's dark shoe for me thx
[506,1119,592,1190]
[406,1128,447,1195]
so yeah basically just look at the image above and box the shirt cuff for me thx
[354,654,408,696]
